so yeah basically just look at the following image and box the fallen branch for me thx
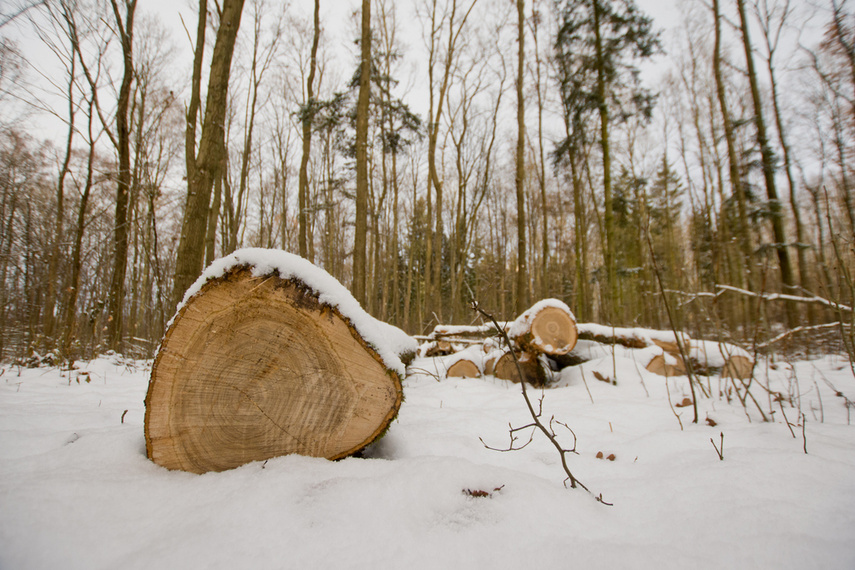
[757,322,849,349]
[715,284,852,313]
[471,300,607,503]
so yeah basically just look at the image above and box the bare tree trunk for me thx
[299,0,320,259]
[756,0,812,315]
[713,0,753,290]
[531,1,549,299]
[172,0,245,312]
[736,0,797,326]
[592,0,615,318]
[61,97,96,360]
[515,0,528,314]
[44,43,75,345]
[106,0,138,352]
[353,0,371,305]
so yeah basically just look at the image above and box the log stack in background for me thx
[416,300,754,385]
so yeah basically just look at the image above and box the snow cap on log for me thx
[508,299,578,355]
[174,248,416,376]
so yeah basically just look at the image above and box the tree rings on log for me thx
[494,351,546,386]
[512,303,578,356]
[145,267,403,474]
[446,358,480,378]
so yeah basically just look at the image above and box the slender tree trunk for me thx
[592,0,615,318]
[761,12,811,314]
[106,0,138,352]
[531,4,548,299]
[570,153,588,322]
[61,99,96,360]
[736,0,797,326]
[353,0,371,305]
[515,0,528,314]
[713,0,753,290]
[44,49,76,345]
[299,0,320,259]
[172,0,245,312]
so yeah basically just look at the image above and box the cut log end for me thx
[446,358,480,378]
[515,305,578,356]
[645,353,687,377]
[493,350,546,386]
[722,354,754,380]
[145,267,402,474]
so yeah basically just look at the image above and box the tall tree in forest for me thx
[222,0,283,256]
[352,0,371,305]
[420,0,480,323]
[754,0,812,306]
[736,0,797,325]
[105,0,137,351]
[63,0,138,350]
[554,0,659,320]
[713,0,753,290]
[515,0,528,313]
[171,0,245,313]
[298,0,320,259]
[38,1,77,346]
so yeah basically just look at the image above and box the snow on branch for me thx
[666,286,853,314]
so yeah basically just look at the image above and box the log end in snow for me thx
[494,351,546,386]
[722,354,754,380]
[446,358,480,378]
[645,353,687,377]
[510,300,578,356]
[145,263,403,474]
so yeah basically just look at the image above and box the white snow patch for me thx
[2,354,855,568]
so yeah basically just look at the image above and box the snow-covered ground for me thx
[2,351,854,569]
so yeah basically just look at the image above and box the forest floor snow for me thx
[1,352,854,569]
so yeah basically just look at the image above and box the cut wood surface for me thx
[645,353,687,377]
[494,350,546,386]
[145,266,402,474]
[511,301,578,356]
[722,354,754,380]
[446,358,480,378]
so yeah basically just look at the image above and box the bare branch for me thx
[471,300,606,503]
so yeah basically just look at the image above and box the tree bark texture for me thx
[172,0,245,313]
[106,0,137,351]
[352,0,371,305]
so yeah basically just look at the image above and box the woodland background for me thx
[0,0,854,363]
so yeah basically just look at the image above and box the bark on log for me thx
[145,266,403,474]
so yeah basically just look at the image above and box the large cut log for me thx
[145,250,410,474]
[509,299,578,356]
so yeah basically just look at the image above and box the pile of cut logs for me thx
[417,299,754,386]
